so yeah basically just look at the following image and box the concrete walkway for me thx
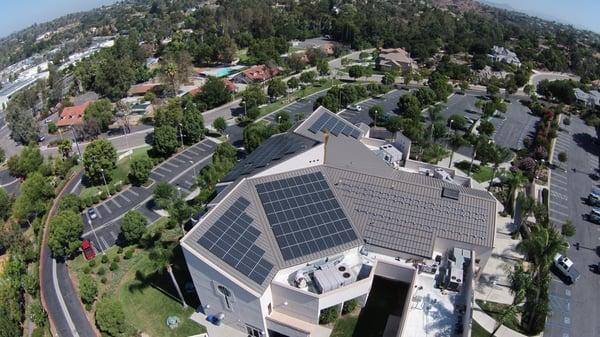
[472,302,531,337]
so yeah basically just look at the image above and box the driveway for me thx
[545,116,600,337]
[530,71,580,89]
[82,139,217,252]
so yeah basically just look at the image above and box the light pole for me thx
[100,169,111,197]
[178,123,184,148]
[122,116,131,157]
[241,101,247,115]
[70,126,82,159]
[176,184,181,198]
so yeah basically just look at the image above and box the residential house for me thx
[488,46,521,66]
[182,107,496,337]
[376,48,417,72]
[127,83,161,97]
[574,88,600,107]
[234,65,281,84]
[56,101,93,128]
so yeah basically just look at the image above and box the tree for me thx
[7,144,43,178]
[242,85,268,109]
[314,94,340,112]
[48,210,83,257]
[487,83,500,97]
[58,139,73,158]
[299,71,317,84]
[558,151,567,163]
[83,139,117,185]
[12,172,54,220]
[149,242,188,308]
[287,53,306,73]
[415,87,437,107]
[121,210,147,243]
[79,274,98,305]
[490,303,520,337]
[153,125,179,157]
[84,99,114,132]
[0,187,11,220]
[505,171,528,214]
[59,194,83,213]
[197,77,232,109]
[154,98,184,128]
[47,121,58,134]
[348,65,364,81]
[154,182,176,210]
[95,298,128,337]
[267,79,287,98]
[213,117,227,134]
[274,111,292,132]
[448,114,467,130]
[182,104,205,144]
[459,81,469,92]
[6,108,38,145]
[317,59,330,76]
[382,72,396,85]
[447,133,467,168]
[561,220,576,237]
[0,147,5,164]
[397,94,421,120]
[368,105,384,127]
[287,77,300,90]
[478,120,495,136]
[129,153,153,186]
[243,122,276,152]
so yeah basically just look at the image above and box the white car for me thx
[553,253,580,283]
[347,104,362,111]
[87,208,98,220]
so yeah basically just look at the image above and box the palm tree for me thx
[490,304,520,337]
[447,133,467,168]
[515,193,535,232]
[149,243,188,308]
[488,146,512,191]
[517,224,567,283]
[504,171,528,214]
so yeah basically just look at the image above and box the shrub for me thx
[117,246,123,254]
[83,266,91,274]
[561,221,576,237]
[124,248,134,260]
[558,151,567,163]
[109,261,119,271]
[101,255,109,264]
[342,299,359,315]
[92,194,101,204]
[79,274,98,305]
[97,266,106,276]
[319,306,339,324]
[88,259,97,267]
[32,328,44,337]
[100,276,107,284]
[100,191,108,200]
[113,256,120,263]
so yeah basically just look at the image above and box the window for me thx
[246,325,263,337]
[217,285,233,310]
[268,303,272,315]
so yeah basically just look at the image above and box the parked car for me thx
[347,104,362,111]
[588,207,600,224]
[81,239,96,260]
[588,187,600,206]
[87,208,98,220]
[553,253,581,283]
[37,135,45,142]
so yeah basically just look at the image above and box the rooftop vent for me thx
[442,187,460,200]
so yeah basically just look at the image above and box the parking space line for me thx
[101,203,112,214]
[151,171,165,178]
[550,207,570,217]
[165,161,179,168]
[180,153,193,160]
[174,158,187,164]
[158,166,172,173]
[120,193,130,202]
[129,189,139,197]
[186,148,200,156]
[101,237,109,251]
[551,184,568,192]
[111,198,122,208]
[550,200,569,211]
[109,231,117,240]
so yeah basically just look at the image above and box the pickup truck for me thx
[554,254,581,283]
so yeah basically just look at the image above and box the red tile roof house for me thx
[235,65,281,84]
[56,101,93,128]
[376,48,418,73]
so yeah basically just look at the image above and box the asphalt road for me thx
[263,90,329,123]
[546,116,600,337]
[338,89,407,125]
[41,170,97,337]
[82,139,217,252]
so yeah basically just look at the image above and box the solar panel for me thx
[442,187,460,200]
[256,172,358,261]
[197,197,274,284]
[307,111,363,139]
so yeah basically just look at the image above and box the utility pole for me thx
[100,169,111,197]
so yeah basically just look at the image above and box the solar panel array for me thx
[308,113,362,139]
[256,172,358,261]
[197,197,274,284]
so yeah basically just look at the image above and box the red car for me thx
[81,240,96,260]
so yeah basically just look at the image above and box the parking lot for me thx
[338,89,406,125]
[82,139,218,252]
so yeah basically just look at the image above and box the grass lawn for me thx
[471,320,494,337]
[258,79,343,118]
[454,160,494,183]
[237,48,250,63]
[70,220,205,337]
[476,300,531,336]
[330,314,359,337]
[79,145,151,198]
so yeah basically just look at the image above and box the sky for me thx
[0,0,119,38]
[482,0,600,33]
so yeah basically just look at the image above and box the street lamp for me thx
[176,184,181,198]
[100,169,111,197]
[241,101,247,115]
[190,160,196,177]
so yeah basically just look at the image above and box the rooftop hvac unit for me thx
[313,264,355,293]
